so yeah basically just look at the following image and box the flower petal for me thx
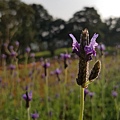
[69,34,80,56]
[90,33,98,48]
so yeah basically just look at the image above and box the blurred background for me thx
[0,0,120,57]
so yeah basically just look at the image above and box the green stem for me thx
[79,87,84,120]
[114,99,119,120]
[27,108,30,120]
[45,73,49,116]
[62,68,68,119]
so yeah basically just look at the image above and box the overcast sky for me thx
[21,0,120,21]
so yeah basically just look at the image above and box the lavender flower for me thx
[30,53,35,58]
[84,88,89,100]
[69,34,80,56]
[22,91,32,108]
[1,54,6,59]
[31,112,39,120]
[97,43,106,51]
[42,61,50,76]
[3,43,8,48]
[10,51,17,57]
[23,91,32,101]
[42,62,50,68]
[69,29,101,87]
[88,92,95,99]
[54,68,61,81]
[60,53,70,69]
[9,45,14,52]
[111,90,118,98]
[69,33,98,61]
[60,53,71,59]
[54,68,61,75]
[25,47,31,53]
[84,88,89,95]
[15,41,19,46]
[9,64,16,70]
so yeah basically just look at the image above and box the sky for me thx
[21,0,120,21]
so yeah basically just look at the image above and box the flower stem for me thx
[79,87,84,120]
[114,99,119,120]
[45,73,49,116]
[62,68,68,119]
[27,108,30,120]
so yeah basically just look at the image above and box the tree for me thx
[68,7,105,43]
[30,4,53,51]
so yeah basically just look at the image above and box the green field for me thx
[0,48,120,120]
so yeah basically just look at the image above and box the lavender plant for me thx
[42,60,50,116]
[69,29,101,120]
[22,91,32,120]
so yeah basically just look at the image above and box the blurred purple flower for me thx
[60,53,70,69]
[97,43,106,51]
[25,47,31,53]
[41,73,45,78]
[3,43,8,48]
[54,68,61,75]
[84,88,89,95]
[15,41,19,46]
[88,92,95,98]
[111,90,118,98]
[31,112,39,120]
[30,53,35,58]
[42,62,50,68]
[22,91,32,101]
[22,91,32,108]
[1,54,6,59]
[10,51,17,57]
[54,68,61,81]
[60,53,71,59]
[9,64,16,70]
[9,46,14,51]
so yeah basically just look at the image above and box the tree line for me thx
[0,0,120,55]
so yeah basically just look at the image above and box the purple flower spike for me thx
[42,62,50,68]
[23,91,32,101]
[1,54,6,59]
[60,53,71,59]
[25,47,31,53]
[30,53,35,58]
[31,112,39,120]
[84,88,89,95]
[84,33,98,56]
[54,68,61,75]
[88,92,95,98]
[97,43,106,51]
[112,90,118,98]
[69,34,80,56]
[9,64,16,70]
[9,46,14,51]
[15,41,19,46]
[10,51,17,57]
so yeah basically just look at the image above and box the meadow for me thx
[0,46,120,120]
